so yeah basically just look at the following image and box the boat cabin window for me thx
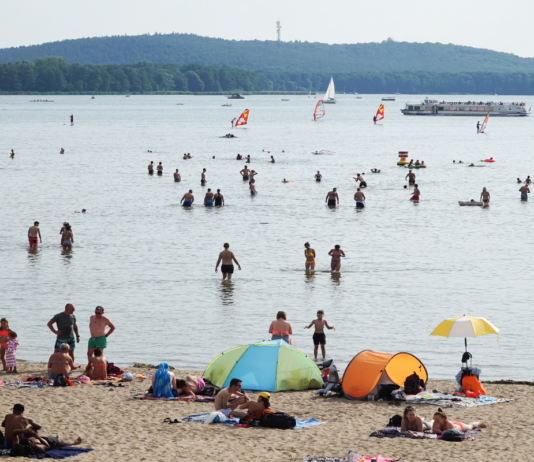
[438,107,444,110]
[444,106,450,110]
[488,107,493,111]
[472,107,478,111]
[414,106,420,110]
[465,107,471,111]
[425,106,431,111]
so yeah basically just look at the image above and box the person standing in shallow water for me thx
[520,184,530,201]
[328,245,345,272]
[304,242,316,271]
[215,243,241,281]
[214,189,224,206]
[28,222,42,248]
[480,187,490,205]
[411,184,420,202]
[148,162,154,175]
[174,169,181,182]
[181,190,194,207]
[157,162,163,176]
[325,188,339,207]
[201,168,207,186]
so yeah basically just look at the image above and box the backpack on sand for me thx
[386,415,402,428]
[441,429,466,442]
[404,372,420,395]
[259,412,296,429]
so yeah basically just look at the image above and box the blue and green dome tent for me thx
[204,340,323,392]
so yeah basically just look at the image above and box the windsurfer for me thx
[477,121,481,133]
[373,115,376,124]
[325,188,339,207]
[231,118,236,127]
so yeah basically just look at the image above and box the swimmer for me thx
[187,153,193,159]
[60,148,65,154]
[315,171,322,182]
[204,188,214,206]
[75,209,86,213]
[354,188,366,208]
[201,168,207,186]
[245,155,251,163]
[520,184,530,201]
[148,161,154,175]
[411,184,420,202]
[183,154,187,160]
[453,160,456,163]
[270,156,275,163]
[214,189,224,206]
[525,176,531,185]
[212,156,215,159]
[237,154,243,160]
[469,163,475,167]
[250,170,258,181]
[517,178,522,184]
[147,150,152,153]
[240,166,250,181]
[403,185,407,189]
[282,150,285,153]
[353,173,367,188]
[325,188,339,207]
[406,170,416,185]
[458,161,463,164]
[282,179,289,183]
[157,162,163,176]
[174,169,181,182]
[304,242,316,271]
[181,190,194,207]
[371,169,380,173]
[328,245,345,272]
[480,187,490,205]
[10,150,15,158]
[249,179,257,196]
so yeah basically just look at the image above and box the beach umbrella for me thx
[430,315,500,352]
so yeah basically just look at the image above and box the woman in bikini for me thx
[304,242,316,271]
[432,407,487,434]
[480,187,490,205]
[401,406,430,435]
[85,347,108,379]
[269,311,292,343]
[0,318,13,371]
[61,224,74,250]
[175,376,207,396]
[328,245,345,272]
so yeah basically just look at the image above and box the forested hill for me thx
[1,33,534,73]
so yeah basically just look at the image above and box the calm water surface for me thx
[1,94,533,380]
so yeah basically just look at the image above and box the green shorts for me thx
[88,336,108,349]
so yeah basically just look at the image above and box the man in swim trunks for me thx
[2,404,42,447]
[87,306,115,361]
[231,118,236,127]
[240,166,250,180]
[305,310,335,362]
[214,378,249,418]
[480,187,490,205]
[47,304,79,361]
[406,171,416,185]
[204,188,215,206]
[157,162,163,176]
[201,168,207,185]
[148,162,154,175]
[354,188,366,208]
[215,243,241,280]
[174,169,181,182]
[214,189,224,206]
[411,184,420,201]
[10,149,15,158]
[181,190,194,207]
[325,188,339,207]
[28,222,42,247]
[354,173,367,188]
[315,171,322,182]
[520,184,530,201]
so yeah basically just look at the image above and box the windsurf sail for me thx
[480,112,489,132]
[314,100,325,120]
[375,104,384,122]
[235,109,249,126]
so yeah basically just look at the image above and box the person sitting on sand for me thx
[47,343,80,381]
[401,406,430,435]
[2,404,42,447]
[214,378,249,418]
[84,347,107,379]
[269,311,292,343]
[431,407,487,434]
[175,375,207,396]
[152,362,177,399]
[238,392,274,423]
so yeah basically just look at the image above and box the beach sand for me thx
[0,362,530,461]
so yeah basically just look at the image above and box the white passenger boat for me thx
[401,97,530,116]
[382,97,395,101]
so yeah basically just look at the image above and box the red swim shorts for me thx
[28,237,38,247]
[411,195,420,201]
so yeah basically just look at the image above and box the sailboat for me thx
[313,100,325,121]
[374,104,384,123]
[323,77,336,104]
[478,112,489,133]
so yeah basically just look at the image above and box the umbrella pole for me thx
[465,337,467,352]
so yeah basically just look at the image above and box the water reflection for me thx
[218,280,235,305]
[330,272,342,285]
[304,270,316,286]
[61,248,73,263]
[27,246,40,265]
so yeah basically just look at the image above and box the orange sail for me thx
[375,104,384,121]
[480,112,489,132]
[235,109,249,126]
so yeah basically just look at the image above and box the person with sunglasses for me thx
[87,306,115,362]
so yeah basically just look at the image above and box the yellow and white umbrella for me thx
[430,315,500,351]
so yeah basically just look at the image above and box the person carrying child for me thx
[6,332,19,373]
[305,310,335,362]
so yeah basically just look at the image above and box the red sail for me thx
[314,100,325,120]
[236,109,249,126]
[375,104,384,121]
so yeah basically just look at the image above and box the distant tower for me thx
[276,21,281,42]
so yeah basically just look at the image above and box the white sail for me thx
[323,77,336,103]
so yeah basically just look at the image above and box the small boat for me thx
[221,103,232,107]
[29,100,54,102]
[312,150,336,155]
[176,103,184,106]
[357,96,363,99]
[382,97,395,101]
[226,94,244,99]
[323,77,336,104]
[126,94,131,97]
[281,99,290,101]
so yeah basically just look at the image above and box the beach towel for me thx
[132,394,215,402]
[406,392,512,409]
[370,427,482,441]
[301,456,399,462]
[152,363,174,399]
[182,413,327,429]
[27,447,94,459]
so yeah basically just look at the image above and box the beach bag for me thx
[404,372,420,395]
[386,415,402,428]
[462,375,487,396]
[441,429,465,442]
[107,363,124,376]
[259,412,296,429]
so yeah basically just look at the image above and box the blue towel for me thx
[294,417,327,429]
[27,447,94,459]
[152,362,174,399]
[182,414,327,428]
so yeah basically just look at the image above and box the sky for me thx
[2,0,533,58]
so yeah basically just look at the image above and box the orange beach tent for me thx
[342,350,428,400]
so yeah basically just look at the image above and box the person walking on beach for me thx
[47,303,79,361]
[325,188,339,207]
[174,169,181,182]
[305,310,335,362]
[60,224,74,250]
[520,184,530,201]
[87,306,115,361]
[215,243,241,280]
[181,190,194,207]
[201,168,207,186]
[28,222,42,248]
[157,162,163,176]
[480,187,490,205]
[204,188,214,206]
[328,245,345,271]
[269,311,292,343]
[406,170,416,185]
[240,165,250,181]
[304,242,316,270]
[214,378,249,418]
[148,162,154,175]
[214,189,224,206]
[354,188,366,208]
[411,184,420,202]
[315,171,322,182]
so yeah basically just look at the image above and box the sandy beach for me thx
[0,362,530,461]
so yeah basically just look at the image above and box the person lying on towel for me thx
[432,407,488,434]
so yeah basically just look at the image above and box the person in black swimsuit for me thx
[148,161,154,175]
[214,189,224,206]
[315,171,322,182]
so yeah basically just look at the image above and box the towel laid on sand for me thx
[183,413,327,429]
[133,394,215,402]
[406,393,512,409]
[370,427,482,441]
[26,447,94,459]
[301,456,399,462]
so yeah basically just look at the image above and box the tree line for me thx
[2,58,534,94]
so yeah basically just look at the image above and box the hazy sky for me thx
[2,0,533,57]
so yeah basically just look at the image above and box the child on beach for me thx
[6,331,19,373]
[305,310,335,362]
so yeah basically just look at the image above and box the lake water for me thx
[1,94,533,381]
